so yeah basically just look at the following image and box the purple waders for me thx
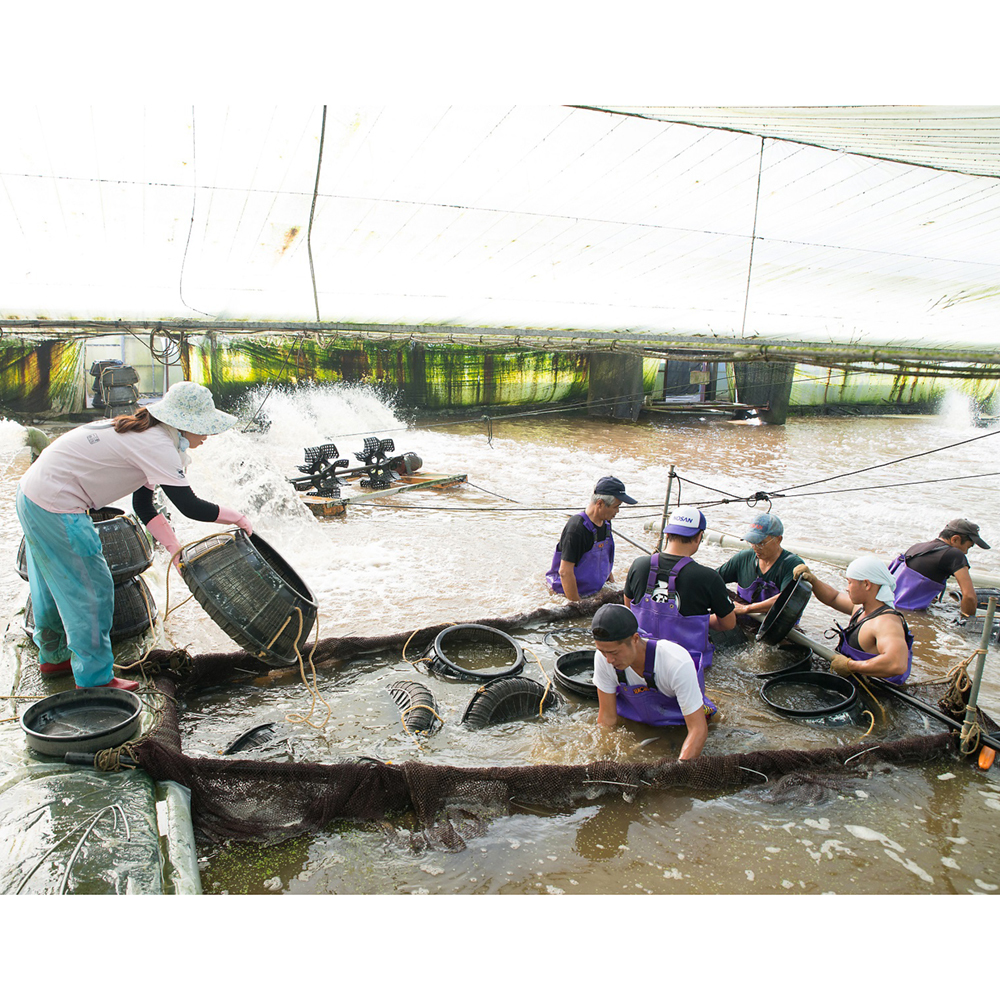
[632,555,713,670]
[737,577,781,605]
[614,638,716,727]
[546,511,614,598]
[888,548,948,611]
[832,606,913,685]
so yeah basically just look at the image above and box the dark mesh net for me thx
[108,592,995,846]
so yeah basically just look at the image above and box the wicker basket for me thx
[103,384,139,405]
[25,575,157,642]
[178,530,317,666]
[100,365,139,387]
[16,507,152,583]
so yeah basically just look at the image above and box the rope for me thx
[399,701,446,736]
[772,425,1000,494]
[524,646,554,718]
[284,609,334,731]
[465,481,520,503]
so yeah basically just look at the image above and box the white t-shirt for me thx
[593,638,705,717]
[20,422,189,513]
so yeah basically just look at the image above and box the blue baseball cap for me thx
[744,512,784,544]
[594,476,637,504]
[667,506,707,537]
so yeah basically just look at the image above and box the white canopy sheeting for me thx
[1,105,998,353]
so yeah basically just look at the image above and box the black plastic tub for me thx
[553,649,600,701]
[760,670,858,718]
[178,530,317,667]
[756,577,812,645]
[424,624,524,681]
[21,688,142,757]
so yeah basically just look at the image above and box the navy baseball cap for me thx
[594,476,637,505]
[744,512,784,544]
[591,604,639,642]
[667,505,707,537]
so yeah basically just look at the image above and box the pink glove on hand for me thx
[147,513,182,567]
[216,505,253,535]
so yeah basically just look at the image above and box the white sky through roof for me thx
[2,105,998,354]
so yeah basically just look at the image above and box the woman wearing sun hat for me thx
[16,381,252,690]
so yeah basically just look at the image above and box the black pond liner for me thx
[20,687,142,757]
[24,575,157,643]
[461,676,560,729]
[756,576,813,646]
[424,624,525,681]
[553,649,599,701]
[16,507,153,584]
[760,671,858,719]
[387,680,441,735]
[178,530,317,667]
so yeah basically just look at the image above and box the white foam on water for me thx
[884,849,934,884]
[844,825,905,853]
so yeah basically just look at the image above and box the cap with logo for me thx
[666,505,707,537]
[743,511,784,545]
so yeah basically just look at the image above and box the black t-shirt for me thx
[556,514,610,565]
[901,539,969,585]
[624,553,735,618]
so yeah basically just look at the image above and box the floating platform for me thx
[300,472,468,517]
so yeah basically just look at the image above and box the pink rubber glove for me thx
[147,513,182,567]
[216,505,253,535]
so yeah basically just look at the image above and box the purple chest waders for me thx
[833,607,913,685]
[545,511,614,597]
[632,554,713,669]
[737,577,781,604]
[888,551,948,611]
[614,638,717,727]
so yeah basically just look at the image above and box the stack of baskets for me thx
[18,507,158,642]
[90,360,140,417]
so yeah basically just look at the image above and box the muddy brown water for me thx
[3,386,1000,897]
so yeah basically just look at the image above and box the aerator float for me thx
[286,439,465,517]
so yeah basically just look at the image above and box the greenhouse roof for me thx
[2,105,998,356]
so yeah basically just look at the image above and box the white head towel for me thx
[846,555,897,606]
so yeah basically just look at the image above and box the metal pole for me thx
[657,465,675,554]
[961,596,997,753]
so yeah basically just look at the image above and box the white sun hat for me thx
[146,381,238,435]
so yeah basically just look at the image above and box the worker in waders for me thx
[591,604,714,760]
[888,518,989,624]
[16,381,253,691]
[546,476,637,601]
[623,506,736,672]
[716,511,804,617]
[794,555,914,684]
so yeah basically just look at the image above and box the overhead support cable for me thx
[307,105,328,322]
[178,107,211,318]
[740,136,766,339]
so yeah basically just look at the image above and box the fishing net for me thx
[104,592,997,847]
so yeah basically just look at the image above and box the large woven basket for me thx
[178,530,317,666]
[16,507,152,583]
[25,575,157,642]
